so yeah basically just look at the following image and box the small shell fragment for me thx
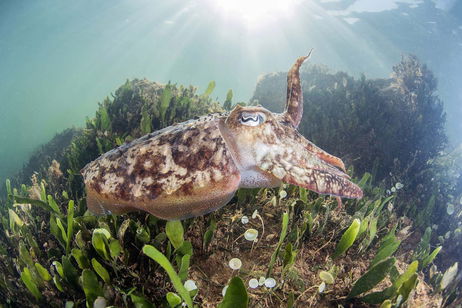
[228,258,242,270]
[248,278,259,288]
[318,281,326,293]
[258,276,266,286]
[222,285,228,296]
[184,280,197,291]
[244,229,259,241]
[93,297,107,308]
[264,277,276,288]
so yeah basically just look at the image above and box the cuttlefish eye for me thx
[239,112,266,126]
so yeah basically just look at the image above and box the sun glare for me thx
[211,0,298,29]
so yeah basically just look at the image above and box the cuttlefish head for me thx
[219,52,363,199]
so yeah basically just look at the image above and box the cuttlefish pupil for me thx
[81,51,363,220]
[240,112,265,126]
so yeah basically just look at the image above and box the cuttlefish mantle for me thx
[81,52,363,220]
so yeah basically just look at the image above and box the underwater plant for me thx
[0,55,459,307]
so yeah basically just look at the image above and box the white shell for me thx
[228,258,242,270]
[222,285,228,296]
[318,281,326,293]
[244,229,258,241]
[264,277,276,288]
[184,280,197,291]
[249,278,259,288]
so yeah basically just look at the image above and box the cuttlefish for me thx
[81,52,363,220]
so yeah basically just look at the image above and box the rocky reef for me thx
[0,57,460,307]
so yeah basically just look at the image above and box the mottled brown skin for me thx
[82,52,363,220]
[82,115,241,220]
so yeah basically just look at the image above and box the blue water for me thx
[0,0,461,183]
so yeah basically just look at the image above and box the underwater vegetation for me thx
[0,55,461,307]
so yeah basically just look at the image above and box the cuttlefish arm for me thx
[274,50,359,197]
[256,130,363,199]
[284,51,346,172]
[285,50,312,128]
[303,136,347,173]
[264,161,362,199]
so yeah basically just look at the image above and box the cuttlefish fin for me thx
[85,188,135,215]
[84,172,241,220]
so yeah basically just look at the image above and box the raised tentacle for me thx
[285,49,313,127]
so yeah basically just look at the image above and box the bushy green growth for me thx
[0,179,190,306]
[4,128,79,196]
[0,171,448,307]
[107,79,222,137]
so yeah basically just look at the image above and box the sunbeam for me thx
[207,0,299,30]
